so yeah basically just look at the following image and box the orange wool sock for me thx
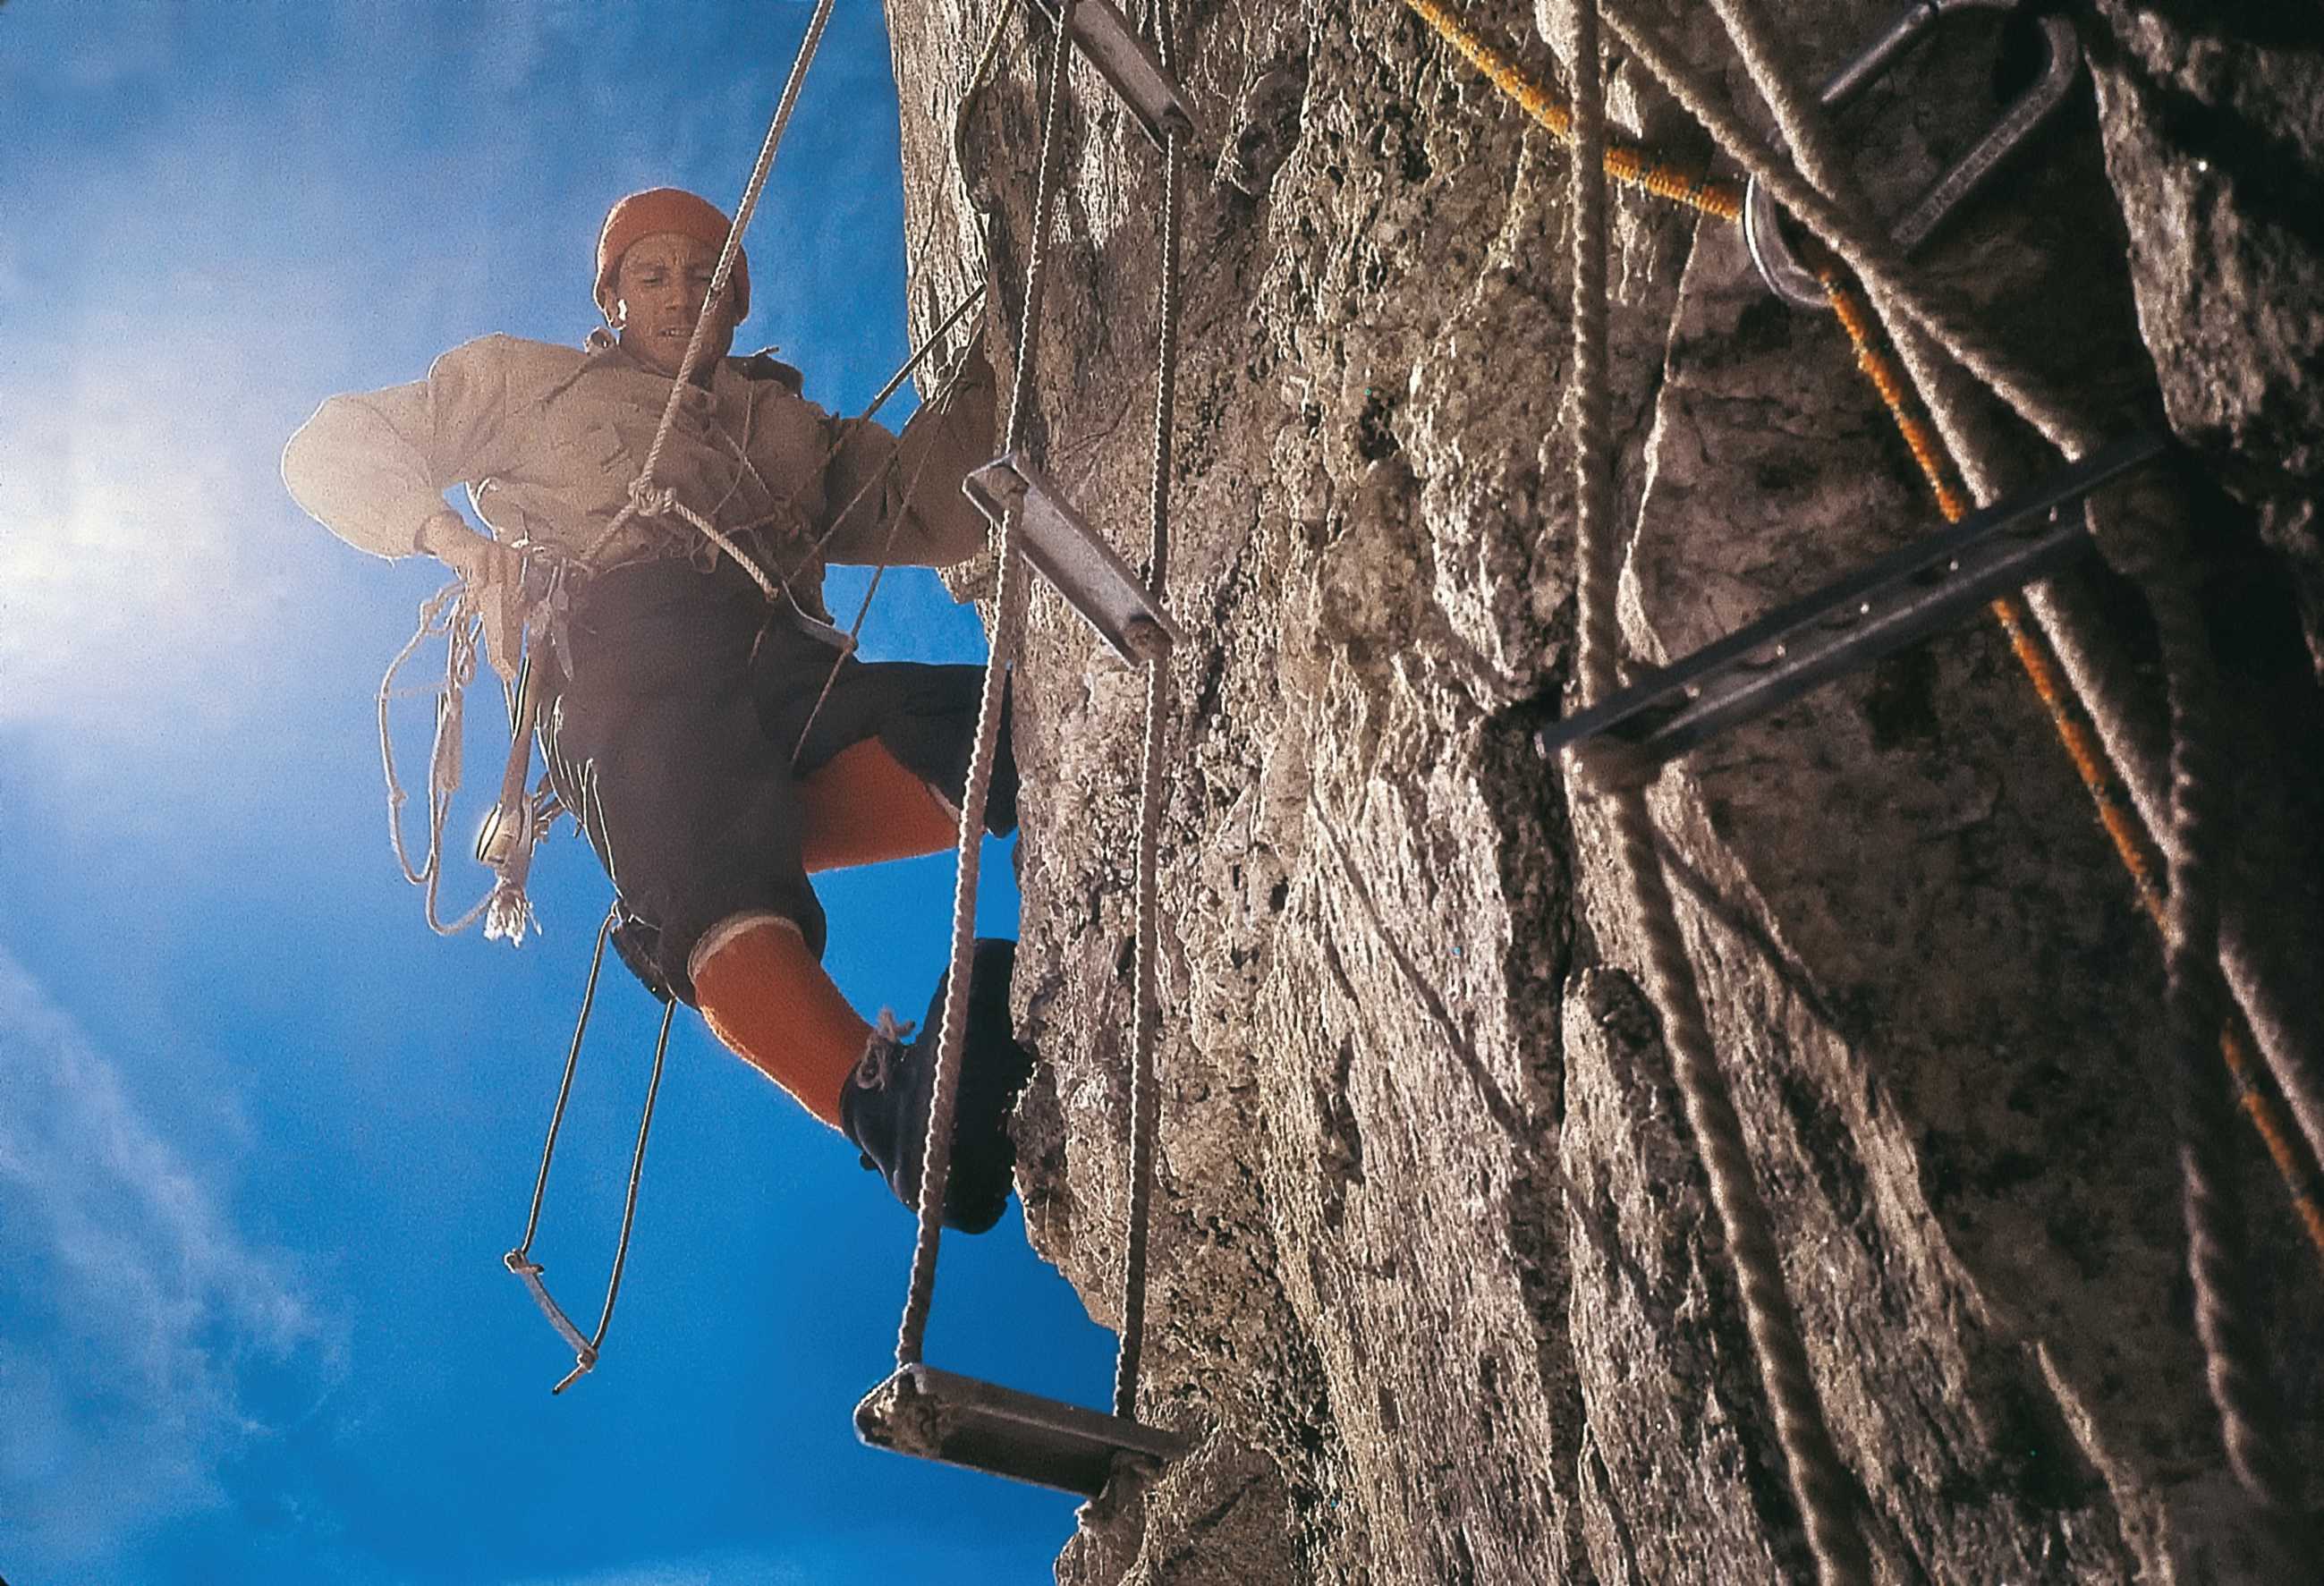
[691,914,871,1130]
[799,737,959,872]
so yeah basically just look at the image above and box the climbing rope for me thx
[1825,271,2324,1265]
[775,290,991,602]
[786,362,980,768]
[1399,0,1739,219]
[2126,489,2309,1547]
[1675,0,2309,1526]
[577,0,836,583]
[511,910,619,1270]
[1675,0,2306,1536]
[640,0,834,485]
[1832,276,2310,1540]
[1563,4,1874,1582]
[377,581,495,937]
[898,0,1081,1372]
[1113,0,1183,1427]
[1406,0,2320,1531]
[1394,0,2324,1265]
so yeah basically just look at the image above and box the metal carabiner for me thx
[1743,0,2082,310]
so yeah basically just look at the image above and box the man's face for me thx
[612,232,736,378]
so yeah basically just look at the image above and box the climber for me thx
[283,187,1031,1234]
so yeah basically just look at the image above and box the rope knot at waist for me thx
[627,476,680,519]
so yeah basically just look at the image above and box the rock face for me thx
[881,3,2323,1581]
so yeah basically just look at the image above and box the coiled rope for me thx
[898,0,1080,1371]
[377,581,495,937]
[1564,4,1873,1581]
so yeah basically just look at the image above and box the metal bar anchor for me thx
[856,1363,1190,1499]
[966,451,1185,666]
[1537,432,2170,770]
[1029,0,1199,148]
[1743,0,2082,310]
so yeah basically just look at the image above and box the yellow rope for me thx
[1400,0,1741,220]
[1402,0,2324,1265]
[1822,267,2324,1267]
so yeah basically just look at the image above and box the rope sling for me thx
[1403,0,2318,1563]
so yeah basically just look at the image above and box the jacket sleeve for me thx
[281,335,525,559]
[817,362,998,570]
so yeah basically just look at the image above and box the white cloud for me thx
[498,1552,812,1586]
[0,944,344,1570]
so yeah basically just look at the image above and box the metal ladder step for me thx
[1537,432,2171,770]
[1031,0,1199,148]
[855,1364,1189,1498]
[966,451,1185,666]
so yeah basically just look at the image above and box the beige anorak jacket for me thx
[282,332,992,606]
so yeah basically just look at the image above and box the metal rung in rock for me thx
[1538,432,2171,769]
[966,452,1186,666]
[856,1364,1190,1499]
[1031,0,1199,148]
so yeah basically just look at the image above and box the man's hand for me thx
[418,510,523,681]
[417,509,516,589]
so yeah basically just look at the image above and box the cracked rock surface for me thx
[882,3,2323,1580]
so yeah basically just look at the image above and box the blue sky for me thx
[0,4,1117,1581]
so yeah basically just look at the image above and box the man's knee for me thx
[613,892,827,1006]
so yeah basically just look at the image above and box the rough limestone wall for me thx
[881,4,2322,1582]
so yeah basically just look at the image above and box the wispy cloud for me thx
[494,1536,1035,1586]
[0,944,344,1571]
[499,1556,811,1586]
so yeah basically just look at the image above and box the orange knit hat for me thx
[593,187,750,322]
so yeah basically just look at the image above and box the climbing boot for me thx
[840,938,1032,1234]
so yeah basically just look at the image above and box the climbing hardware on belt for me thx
[852,0,1192,1499]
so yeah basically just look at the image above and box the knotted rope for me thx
[1563,4,1872,1581]
[578,0,836,584]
